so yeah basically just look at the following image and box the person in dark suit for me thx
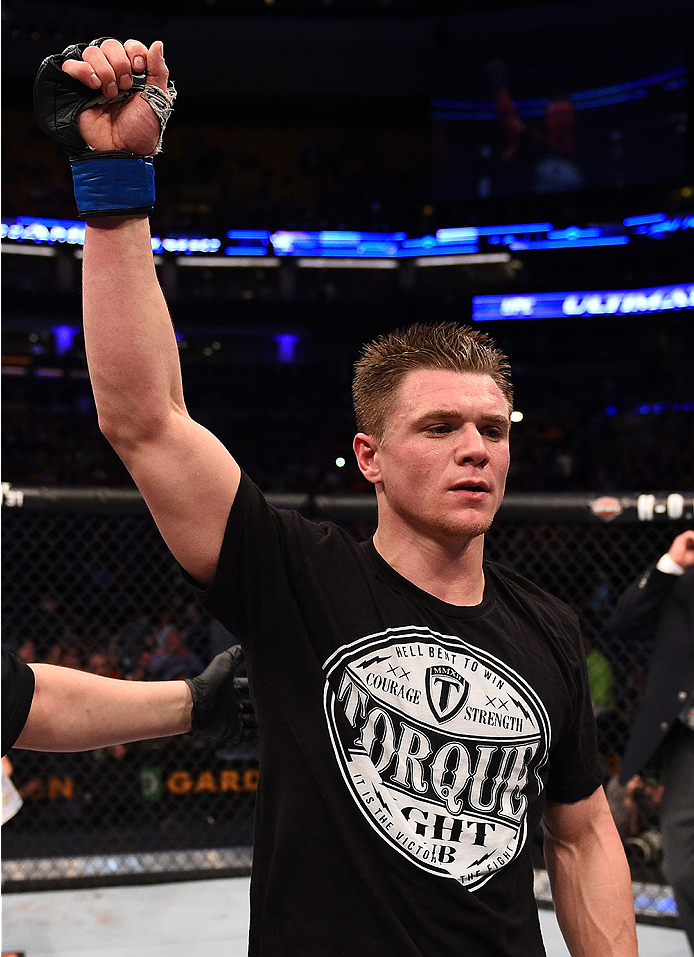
[609,529,694,953]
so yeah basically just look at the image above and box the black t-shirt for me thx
[2,648,35,756]
[194,473,602,957]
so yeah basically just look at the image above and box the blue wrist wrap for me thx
[70,152,155,218]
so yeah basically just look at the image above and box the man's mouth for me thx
[450,482,490,493]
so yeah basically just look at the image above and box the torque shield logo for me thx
[426,666,469,723]
[324,626,551,890]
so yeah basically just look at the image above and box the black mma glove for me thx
[185,646,258,744]
[33,37,176,218]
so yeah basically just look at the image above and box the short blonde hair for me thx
[352,322,513,441]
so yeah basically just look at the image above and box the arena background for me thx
[2,0,693,945]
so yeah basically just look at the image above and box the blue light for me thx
[223,246,268,257]
[400,235,436,248]
[355,242,399,257]
[656,897,678,913]
[17,215,83,229]
[571,90,647,110]
[647,218,682,235]
[155,237,221,254]
[52,325,78,356]
[509,237,629,250]
[270,229,405,257]
[547,226,603,240]
[476,223,553,235]
[623,213,666,227]
[436,227,478,243]
[408,244,479,257]
[2,217,87,246]
[226,230,271,241]
[274,333,300,364]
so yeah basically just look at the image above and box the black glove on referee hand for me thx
[185,646,257,744]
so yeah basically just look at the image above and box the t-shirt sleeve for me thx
[2,648,36,756]
[544,616,603,804]
[188,470,329,641]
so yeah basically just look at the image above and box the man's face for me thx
[544,100,575,138]
[360,368,511,545]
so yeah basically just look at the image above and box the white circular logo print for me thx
[324,626,551,890]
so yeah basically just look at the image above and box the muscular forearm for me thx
[543,797,637,956]
[83,215,186,444]
[15,663,192,752]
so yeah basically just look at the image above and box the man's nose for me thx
[453,425,488,465]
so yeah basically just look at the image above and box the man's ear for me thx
[353,433,381,485]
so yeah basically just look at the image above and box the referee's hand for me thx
[186,646,257,744]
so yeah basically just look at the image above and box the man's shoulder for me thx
[484,560,577,625]
[234,469,368,563]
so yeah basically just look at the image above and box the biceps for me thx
[543,785,608,847]
[122,413,241,585]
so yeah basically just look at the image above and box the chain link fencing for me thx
[2,484,692,925]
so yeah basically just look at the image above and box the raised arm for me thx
[542,786,638,956]
[608,529,694,641]
[43,39,239,584]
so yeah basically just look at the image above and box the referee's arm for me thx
[14,663,192,752]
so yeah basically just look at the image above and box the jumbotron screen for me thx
[430,19,688,201]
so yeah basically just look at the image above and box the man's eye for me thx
[427,424,451,434]
[483,427,504,440]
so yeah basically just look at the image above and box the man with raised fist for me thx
[33,38,637,957]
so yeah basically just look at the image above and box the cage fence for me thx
[2,484,691,927]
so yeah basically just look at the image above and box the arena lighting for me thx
[476,223,554,236]
[274,333,300,364]
[623,213,667,227]
[225,229,271,257]
[1,243,55,256]
[473,284,694,321]
[176,255,279,267]
[635,215,694,237]
[547,227,602,240]
[52,326,79,356]
[435,227,478,243]
[415,252,510,267]
[405,242,480,257]
[296,258,397,269]
[606,401,694,417]
[226,230,271,241]
[2,213,689,263]
[2,216,85,245]
[509,236,630,250]
[151,236,222,254]
[271,230,403,258]
[223,246,268,256]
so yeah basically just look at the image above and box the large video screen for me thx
[430,20,688,201]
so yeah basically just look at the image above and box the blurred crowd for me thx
[7,595,232,686]
[2,112,425,235]
[3,355,692,495]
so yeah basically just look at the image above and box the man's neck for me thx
[373,525,486,606]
